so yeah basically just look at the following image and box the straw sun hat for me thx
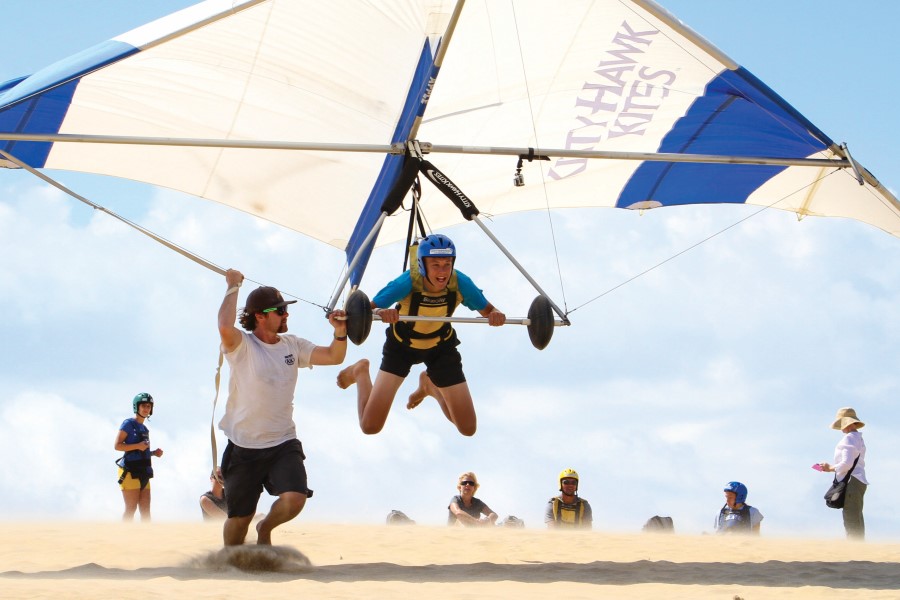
[831,407,865,430]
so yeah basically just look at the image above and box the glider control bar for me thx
[0,132,861,172]
[341,290,561,350]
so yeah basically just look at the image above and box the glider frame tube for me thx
[0,133,856,170]
[326,211,389,313]
[470,216,568,324]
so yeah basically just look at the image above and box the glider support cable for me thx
[567,169,845,314]
[325,210,389,313]
[470,214,568,323]
[0,148,228,276]
[0,148,325,310]
[509,3,571,316]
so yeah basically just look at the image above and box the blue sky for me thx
[1,1,898,539]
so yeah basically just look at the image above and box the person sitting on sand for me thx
[714,481,763,534]
[337,234,505,436]
[545,468,592,529]
[448,472,498,527]
[200,469,227,520]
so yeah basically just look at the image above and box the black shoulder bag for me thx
[824,454,860,509]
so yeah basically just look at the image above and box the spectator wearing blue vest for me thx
[714,481,763,534]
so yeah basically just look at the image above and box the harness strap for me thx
[551,497,585,523]
[393,289,457,343]
[210,349,225,477]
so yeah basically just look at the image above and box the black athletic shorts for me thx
[379,328,466,388]
[220,438,310,518]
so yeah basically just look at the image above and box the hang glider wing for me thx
[1,0,897,289]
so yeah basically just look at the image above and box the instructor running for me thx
[217,269,347,546]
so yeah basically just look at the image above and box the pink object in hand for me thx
[811,463,823,471]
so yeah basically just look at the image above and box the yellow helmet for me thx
[558,468,579,491]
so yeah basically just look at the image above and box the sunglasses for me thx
[262,306,288,315]
[459,481,476,487]
[561,479,577,485]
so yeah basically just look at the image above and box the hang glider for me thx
[1,0,898,305]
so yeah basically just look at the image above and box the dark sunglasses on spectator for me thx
[262,306,288,315]
[561,479,577,485]
[460,481,476,487]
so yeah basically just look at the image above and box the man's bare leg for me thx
[408,371,453,421]
[255,492,306,545]
[224,515,254,546]
[338,359,404,434]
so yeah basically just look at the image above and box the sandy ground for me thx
[2,521,899,599]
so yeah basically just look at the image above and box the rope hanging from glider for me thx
[402,175,428,271]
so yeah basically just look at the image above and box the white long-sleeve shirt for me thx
[833,430,868,484]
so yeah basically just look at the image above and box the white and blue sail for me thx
[1,0,897,292]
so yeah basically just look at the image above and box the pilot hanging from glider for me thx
[338,232,505,436]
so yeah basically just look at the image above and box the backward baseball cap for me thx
[244,286,297,314]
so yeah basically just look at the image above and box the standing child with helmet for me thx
[114,392,164,522]
[338,233,506,436]
[545,468,593,529]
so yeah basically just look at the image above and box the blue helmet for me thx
[723,481,748,505]
[417,234,456,275]
[133,392,154,416]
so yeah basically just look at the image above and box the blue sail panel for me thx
[346,38,440,287]
[618,68,832,208]
[0,40,141,167]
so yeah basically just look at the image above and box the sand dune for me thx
[2,521,899,599]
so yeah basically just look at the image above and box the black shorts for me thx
[220,438,310,518]
[379,328,466,388]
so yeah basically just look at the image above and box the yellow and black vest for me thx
[549,497,587,526]
[390,268,462,350]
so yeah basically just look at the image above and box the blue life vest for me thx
[116,418,153,489]
[718,505,752,532]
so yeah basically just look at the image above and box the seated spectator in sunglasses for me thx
[448,472,498,527]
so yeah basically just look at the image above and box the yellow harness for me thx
[390,248,461,349]
[550,497,586,526]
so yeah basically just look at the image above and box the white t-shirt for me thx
[218,331,315,449]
